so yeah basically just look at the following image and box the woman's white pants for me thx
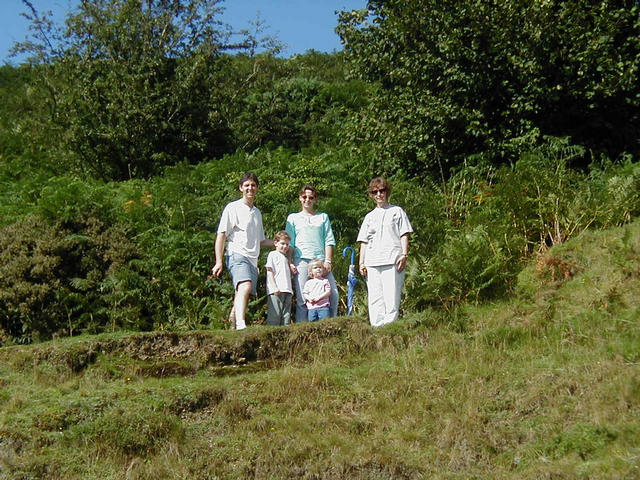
[366,264,405,327]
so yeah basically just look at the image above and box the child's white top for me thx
[265,250,293,295]
[303,277,331,309]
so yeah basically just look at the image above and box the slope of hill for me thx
[1,220,639,479]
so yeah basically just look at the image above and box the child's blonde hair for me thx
[274,230,291,243]
[309,258,326,275]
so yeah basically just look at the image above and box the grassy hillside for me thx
[1,220,639,480]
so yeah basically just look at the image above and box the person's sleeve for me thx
[398,208,414,236]
[323,214,336,247]
[257,210,266,242]
[285,214,296,247]
[356,216,369,243]
[265,254,277,291]
[217,204,232,234]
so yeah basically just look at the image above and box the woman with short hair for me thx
[357,177,413,327]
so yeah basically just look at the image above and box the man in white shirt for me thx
[212,172,273,330]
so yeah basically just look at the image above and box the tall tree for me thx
[14,0,262,179]
[337,0,640,176]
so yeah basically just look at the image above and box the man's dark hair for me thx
[239,172,259,187]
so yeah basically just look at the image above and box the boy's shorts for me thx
[226,253,258,295]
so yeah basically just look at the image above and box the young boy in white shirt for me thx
[265,231,294,326]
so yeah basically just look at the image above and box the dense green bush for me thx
[0,64,68,177]
[0,214,149,343]
[405,225,514,309]
[584,157,640,228]
[233,76,370,151]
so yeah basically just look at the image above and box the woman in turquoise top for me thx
[285,185,338,322]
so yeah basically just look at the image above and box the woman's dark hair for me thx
[299,184,318,197]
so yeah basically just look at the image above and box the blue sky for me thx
[1,0,366,64]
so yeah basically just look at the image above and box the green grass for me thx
[1,221,640,479]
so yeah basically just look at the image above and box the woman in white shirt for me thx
[357,177,413,327]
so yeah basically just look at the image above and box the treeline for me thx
[0,51,367,179]
[1,0,639,344]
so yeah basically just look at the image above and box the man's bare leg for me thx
[228,307,236,330]
[233,281,252,330]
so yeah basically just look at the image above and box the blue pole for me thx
[342,246,357,315]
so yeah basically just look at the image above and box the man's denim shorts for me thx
[226,253,258,295]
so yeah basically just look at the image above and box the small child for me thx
[302,259,331,322]
[265,231,294,326]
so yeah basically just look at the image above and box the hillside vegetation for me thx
[1,2,639,477]
[1,219,638,479]
[2,1,639,344]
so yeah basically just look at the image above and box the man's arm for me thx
[212,231,226,277]
[260,238,274,248]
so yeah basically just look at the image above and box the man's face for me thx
[275,239,289,255]
[239,180,258,200]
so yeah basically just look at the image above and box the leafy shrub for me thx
[0,214,150,343]
[405,225,514,310]
[486,139,640,256]
[584,157,640,228]
[235,77,327,150]
[403,138,640,311]
[488,137,588,252]
[232,73,370,151]
[0,65,68,177]
[136,228,231,330]
[35,176,120,225]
